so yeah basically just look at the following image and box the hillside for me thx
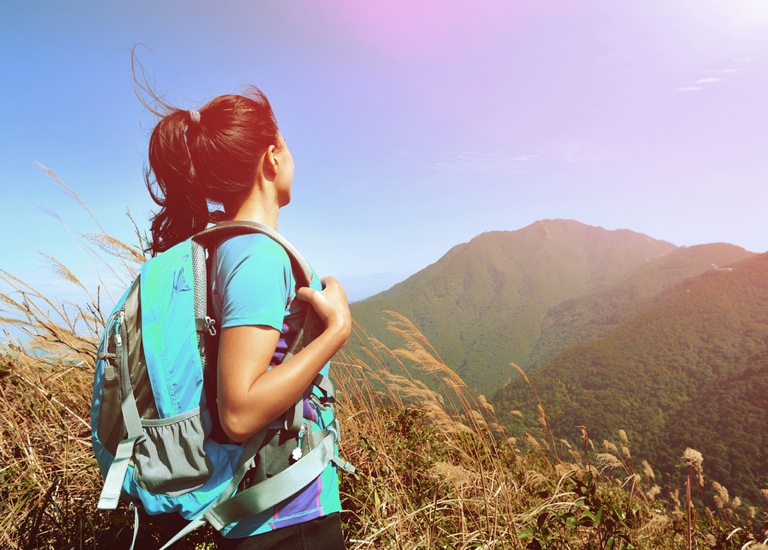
[354,219,697,396]
[494,252,768,502]
[529,243,755,366]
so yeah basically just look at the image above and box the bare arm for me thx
[217,276,351,442]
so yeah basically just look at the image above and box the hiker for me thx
[143,88,352,548]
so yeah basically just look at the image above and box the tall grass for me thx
[2,175,767,548]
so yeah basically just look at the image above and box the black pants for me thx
[213,513,345,550]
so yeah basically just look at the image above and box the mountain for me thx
[493,252,768,502]
[351,219,752,396]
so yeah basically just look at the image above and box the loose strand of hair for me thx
[131,44,178,118]
[131,46,282,255]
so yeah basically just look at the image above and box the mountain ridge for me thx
[350,219,752,396]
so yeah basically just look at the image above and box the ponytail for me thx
[143,88,279,255]
[145,110,208,254]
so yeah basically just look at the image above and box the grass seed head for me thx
[641,459,655,480]
[711,480,729,506]
[682,447,704,477]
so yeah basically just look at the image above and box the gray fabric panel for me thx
[132,409,213,496]
[123,276,158,420]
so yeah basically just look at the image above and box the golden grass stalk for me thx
[510,361,560,465]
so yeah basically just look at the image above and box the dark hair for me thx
[143,89,279,255]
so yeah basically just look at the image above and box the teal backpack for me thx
[90,221,354,548]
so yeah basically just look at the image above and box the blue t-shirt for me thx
[210,233,341,538]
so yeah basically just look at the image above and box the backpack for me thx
[90,220,354,548]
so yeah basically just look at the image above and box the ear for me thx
[262,144,279,179]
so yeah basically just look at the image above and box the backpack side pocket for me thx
[132,408,214,496]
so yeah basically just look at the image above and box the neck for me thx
[229,187,280,231]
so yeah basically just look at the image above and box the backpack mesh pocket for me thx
[132,408,214,496]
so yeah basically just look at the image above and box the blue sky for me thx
[2,0,768,306]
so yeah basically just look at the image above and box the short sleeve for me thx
[212,234,294,331]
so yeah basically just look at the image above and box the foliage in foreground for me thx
[2,295,768,548]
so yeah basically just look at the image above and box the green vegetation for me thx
[529,243,756,368]
[494,253,768,506]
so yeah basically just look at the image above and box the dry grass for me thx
[3,290,768,548]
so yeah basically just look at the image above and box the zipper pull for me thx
[205,316,217,336]
[291,423,307,461]
[114,311,124,347]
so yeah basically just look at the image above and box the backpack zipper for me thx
[291,423,307,461]
[114,310,125,348]
[204,315,217,336]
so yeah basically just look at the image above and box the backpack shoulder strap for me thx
[191,220,315,337]
[192,220,314,288]
[194,221,321,436]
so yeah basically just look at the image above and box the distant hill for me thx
[351,220,754,396]
[493,252,768,502]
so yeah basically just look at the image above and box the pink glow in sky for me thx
[1,0,767,303]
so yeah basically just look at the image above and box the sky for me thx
[2,0,767,308]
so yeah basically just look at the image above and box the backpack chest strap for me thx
[204,426,339,531]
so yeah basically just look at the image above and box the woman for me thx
[144,87,352,548]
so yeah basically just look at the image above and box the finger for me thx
[320,277,347,297]
[296,286,318,303]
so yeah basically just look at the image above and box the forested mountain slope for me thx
[494,252,768,502]
[529,243,755,366]
[352,220,678,395]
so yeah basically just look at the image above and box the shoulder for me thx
[216,233,291,270]
[213,234,294,329]
[215,233,294,295]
